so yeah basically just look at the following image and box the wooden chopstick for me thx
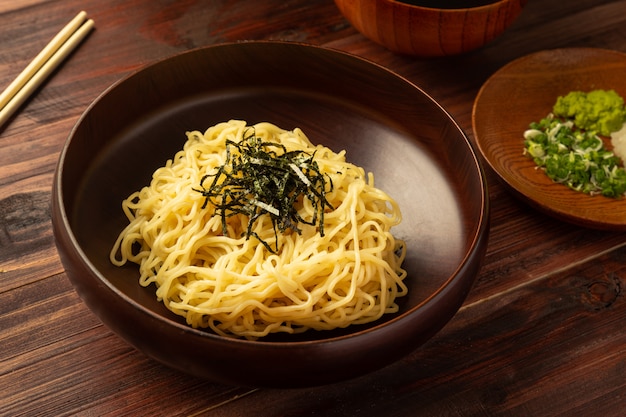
[0,11,95,127]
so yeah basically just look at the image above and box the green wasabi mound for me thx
[553,89,626,136]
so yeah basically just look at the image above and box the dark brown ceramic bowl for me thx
[52,41,489,388]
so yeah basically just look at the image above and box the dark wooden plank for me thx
[1,0,626,415]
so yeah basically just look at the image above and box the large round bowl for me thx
[334,0,527,57]
[52,41,489,388]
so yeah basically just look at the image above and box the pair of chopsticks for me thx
[0,11,95,128]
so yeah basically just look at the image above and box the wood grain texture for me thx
[1,0,626,415]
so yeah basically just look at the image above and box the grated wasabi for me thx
[553,89,626,136]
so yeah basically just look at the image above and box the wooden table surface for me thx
[2,0,625,415]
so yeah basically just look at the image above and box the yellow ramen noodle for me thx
[110,120,407,339]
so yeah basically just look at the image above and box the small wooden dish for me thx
[473,47,626,230]
[334,0,527,57]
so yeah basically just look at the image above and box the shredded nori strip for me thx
[194,127,334,253]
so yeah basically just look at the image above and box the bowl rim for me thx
[386,0,514,12]
[54,39,490,347]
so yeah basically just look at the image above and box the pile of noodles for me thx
[110,120,407,339]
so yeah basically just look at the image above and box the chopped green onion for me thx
[523,114,626,198]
